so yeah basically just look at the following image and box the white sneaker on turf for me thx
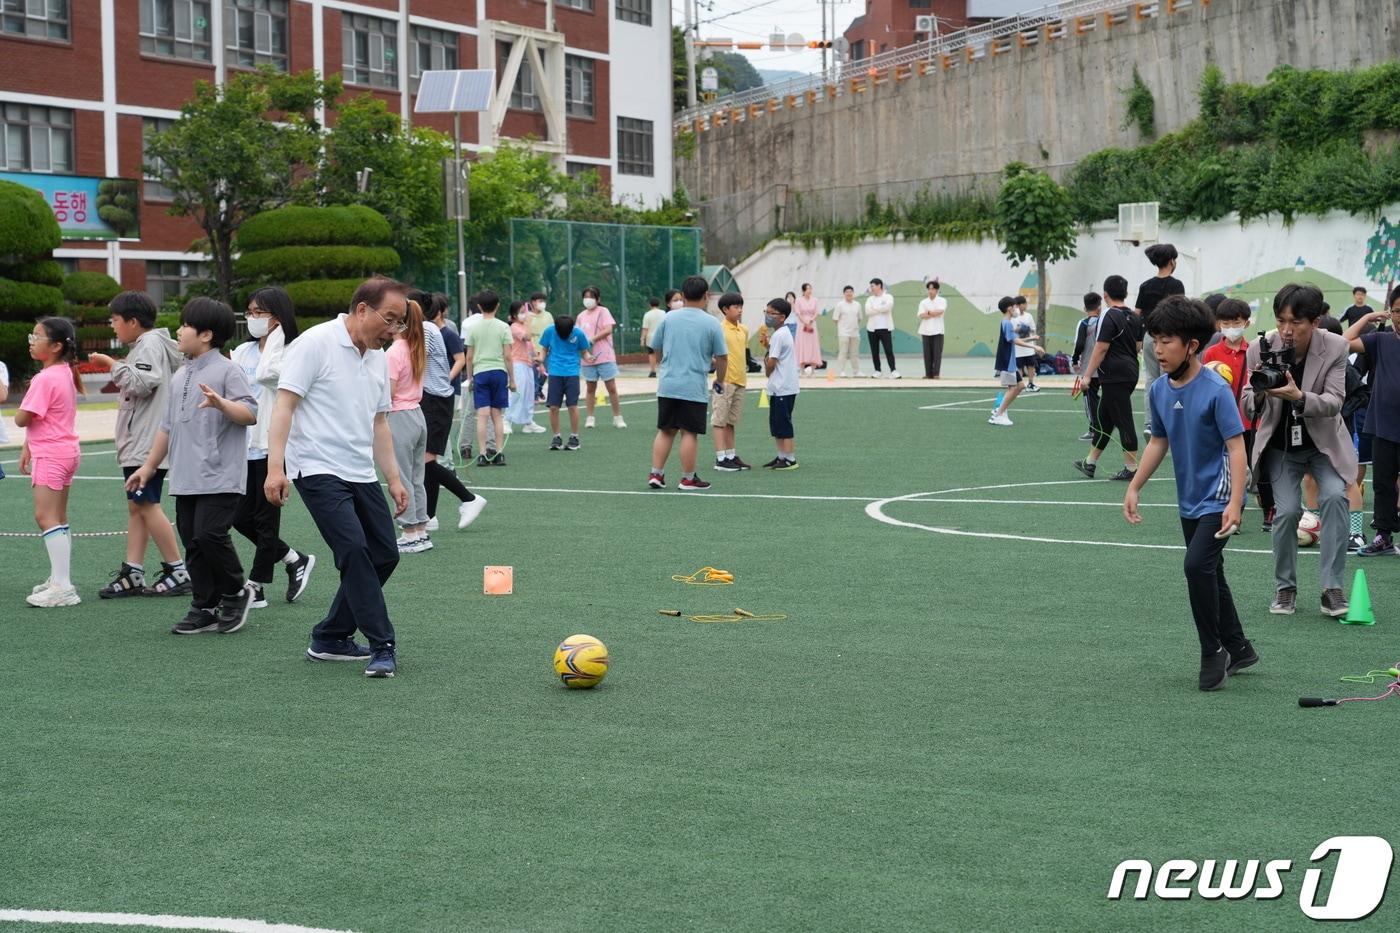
[889,370,902,380]
[988,413,1014,426]
[522,422,547,434]
[425,516,439,532]
[854,371,865,378]
[503,422,513,435]
[31,578,54,595]
[27,583,80,608]
[459,496,487,529]
[613,415,627,428]
[584,415,596,429]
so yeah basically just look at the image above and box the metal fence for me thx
[463,218,703,356]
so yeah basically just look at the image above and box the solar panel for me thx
[414,70,495,114]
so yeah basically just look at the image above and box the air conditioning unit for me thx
[915,14,936,33]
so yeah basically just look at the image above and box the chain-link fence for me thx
[449,219,702,356]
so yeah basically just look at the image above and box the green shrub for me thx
[283,279,363,317]
[0,320,35,381]
[0,259,64,288]
[237,205,393,251]
[0,180,61,261]
[61,270,123,306]
[0,276,65,321]
[235,244,401,283]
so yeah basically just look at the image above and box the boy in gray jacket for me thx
[88,292,191,598]
[126,298,258,635]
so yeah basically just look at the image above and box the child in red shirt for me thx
[1203,298,1272,528]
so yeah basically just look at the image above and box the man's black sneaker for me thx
[1320,588,1349,618]
[285,553,316,603]
[714,458,741,472]
[1357,533,1400,557]
[1072,459,1096,479]
[549,434,563,450]
[772,459,799,471]
[459,441,472,461]
[733,456,753,470]
[172,609,219,635]
[1108,468,1137,482]
[647,370,657,377]
[1227,641,1259,675]
[565,435,581,450]
[1270,587,1297,615]
[1261,507,1276,532]
[477,454,492,467]
[491,451,506,466]
[214,585,254,634]
[365,646,397,677]
[248,584,268,609]
[1199,648,1230,691]
[99,562,145,599]
[307,637,372,662]
[761,457,783,469]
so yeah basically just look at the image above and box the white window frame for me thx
[139,0,213,62]
[225,0,288,70]
[0,103,73,174]
[564,54,594,119]
[616,116,653,177]
[1,0,69,41]
[614,0,650,27]
[142,117,176,202]
[410,25,458,91]
[341,13,398,89]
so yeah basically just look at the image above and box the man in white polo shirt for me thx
[265,277,410,678]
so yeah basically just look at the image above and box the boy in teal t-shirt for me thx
[465,290,516,465]
[538,314,592,450]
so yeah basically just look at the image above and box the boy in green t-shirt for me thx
[465,290,517,466]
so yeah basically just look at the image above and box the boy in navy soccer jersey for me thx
[1124,295,1257,691]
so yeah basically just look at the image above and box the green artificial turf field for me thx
[1,386,1396,932]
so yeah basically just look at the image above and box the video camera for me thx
[1249,331,1295,391]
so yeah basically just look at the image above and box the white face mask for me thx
[534,302,546,313]
[247,316,270,339]
[668,300,684,310]
[582,297,597,310]
[1222,326,1247,339]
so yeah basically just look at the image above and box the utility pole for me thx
[684,0,697,108]
[821,0,827,72]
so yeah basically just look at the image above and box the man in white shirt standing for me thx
[265,277,411,678]
[1013,296,1041,392]
[917,278,947,379]
[865,277,900,378]
[830,285,863,377]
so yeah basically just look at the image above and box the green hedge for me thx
[0,180,61,261]
[0,276,65,321]
[0,259,64,288]
[0,320,34,381]
[237,205,393,251]
[61,271,123,306]
[235,244,401,284]
[283,279,363,317]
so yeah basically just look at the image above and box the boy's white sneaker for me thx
[585,416,596,429]
[425,516,439,532]
[503,422,513,435]
[27,584,80,608]
[522,422,547,434]
[31,578,55,595]
[458,496,487,530]
[613,415,627,428]
[988,413,1014,426]
[889,370,902,379]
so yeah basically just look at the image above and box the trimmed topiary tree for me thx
[0,180,65,384]
[61,270,123,308]
[235,204,399,316]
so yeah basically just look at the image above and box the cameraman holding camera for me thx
[1243,284,1357,617]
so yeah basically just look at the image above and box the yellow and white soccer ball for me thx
[553,634,610,689]
[1204,360,1234,386]
[1297,511,1321,547]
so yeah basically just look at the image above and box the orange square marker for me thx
[484,566,514,595]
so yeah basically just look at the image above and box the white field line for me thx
[0,908,359,933]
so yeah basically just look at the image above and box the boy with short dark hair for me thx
[87,291,190,598]
[1203,298,1273,530]
[465,289,515,466]
[125,297,258,635]
[712,293,750,471]
[989,296,1038,426]
[641,297,665,378]
[538,314,591,451]
[1072,291,1102,441]
[1125,295,1254,691]
[763,298,799,470]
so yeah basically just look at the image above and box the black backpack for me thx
[1342,361,1370,420]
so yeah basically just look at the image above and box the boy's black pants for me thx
[1092,383,1139,453]
[1181,512,1248,657]
[175,493,246,611]
[1372,435,1399,534]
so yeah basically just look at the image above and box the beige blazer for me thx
[1242,328,1357,481]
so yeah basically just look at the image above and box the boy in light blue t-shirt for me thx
[538,314,592,451]
[1124,295,1254,692]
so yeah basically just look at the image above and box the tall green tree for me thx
[996,162,1078,334]
[143,68,341,303]
[318,94,453,286]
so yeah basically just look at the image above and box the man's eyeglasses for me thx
[373,308,407,333]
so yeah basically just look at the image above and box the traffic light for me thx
[808,39,834,49]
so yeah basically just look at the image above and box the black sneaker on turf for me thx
[1108,468,1137,482]
[307,637,372,662]
[172,608,219,634]
[248,584,268,609]
[772,459,799,471]
[1227,641,1259,675]
[1199,648,1230,691]
[1357,533,1399,557]
[491,450,506,466]
[549,434,563,450]
[733,456,753,470]
[761,457,782,469]
[1320,588,1349,618]
[142,562,191,598]
[365,646,397,677]
[565,435,580,450]
[1260,507,1276,532]
[99,562,145,599]
[214,585,254,634]
[477,453,492,467]
[285,553,315,603]
[714,458,741,472]
[1270,586,1297,615]
[678,476,711,491]
[459,441,472,461]
[1072,459,1096,479]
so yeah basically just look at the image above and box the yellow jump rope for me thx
[663,568,789,624]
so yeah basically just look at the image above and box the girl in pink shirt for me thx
[386,300,431,551]
[16,317,84,607]
[507,300,544,433]
[577,285,626,429]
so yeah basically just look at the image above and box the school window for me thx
[145,260,207,306]
[224,0,288,70]
[614,0,650,26]
[142,118,176,202]
[564,54,594,118]
[2,0,69,41]
[909,0,931,7]
[566,161,599,179]
[616,116,653,177]
[1,104,73,173]
[342,13,398,89]
[499,41,539,112]
[139,0,213,62]
[410,26,458,91]
[556,0,592,11]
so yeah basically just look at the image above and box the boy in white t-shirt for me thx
[1013,296,1041,392]
[917,278,947,379]
[764,298,800,470]
[864,278,899,378]
[830,285,863,377]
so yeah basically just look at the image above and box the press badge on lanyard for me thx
[1290,410,1303,447]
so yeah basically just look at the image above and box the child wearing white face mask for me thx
[1203,298,1272,531]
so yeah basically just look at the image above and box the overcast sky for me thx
[671,0,866,76]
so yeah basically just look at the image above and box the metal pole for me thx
[454,113,468,325]
[684,0,697,109]
[821,0,828,72]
